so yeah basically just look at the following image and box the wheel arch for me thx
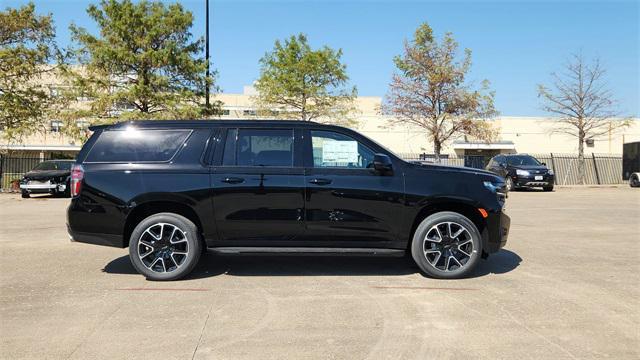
[408,201,486,250]
[123,201,204,248]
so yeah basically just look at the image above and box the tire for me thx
[543,185,554,192]
[505,177,515,191]
[128,213,202,281]
[630,174,640,188]
[21,190,30,198]
[63,180,71,197]
[411,211,482,279]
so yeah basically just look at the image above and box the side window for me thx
[223,128,293,167]
[85,129,191,162]
[310,130,375,168]
[222,128,237,166]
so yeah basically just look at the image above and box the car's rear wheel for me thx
[128,213,202,281]
[21,190,30,198]
[411,211,482,279]
[630,173,640,188]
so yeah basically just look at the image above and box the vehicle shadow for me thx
[102,249,522,280]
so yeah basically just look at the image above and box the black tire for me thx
[128,213,202,281]
[411,211,482,279]
[543,185,554,192]
[630,174,640,188]
[63,180,71,197]
[505,177,514,191]
[21,190,30,198]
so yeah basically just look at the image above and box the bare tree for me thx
[383,23,498,162]
[538,53,630,184]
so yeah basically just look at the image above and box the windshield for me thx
[506,155,541,166]
[33,161,72,171]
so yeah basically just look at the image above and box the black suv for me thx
[67,121,510,280]
[486,154,555,191]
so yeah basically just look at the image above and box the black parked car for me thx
[67,121,510,280]
[20,160,75,198]
[486,154,554,191]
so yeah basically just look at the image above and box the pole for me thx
[592,153,601,185]
[205,0,210,112]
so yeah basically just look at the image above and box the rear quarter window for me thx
[85,129,191,163]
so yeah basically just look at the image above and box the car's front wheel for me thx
[128,213,202,281]
[411,211,482,279]
[630,173,640,188]
[21,190,30,198]
[505,177,514,191]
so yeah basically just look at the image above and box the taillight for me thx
[70,164,84,197]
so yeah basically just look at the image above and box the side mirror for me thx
[373,153,393,174]
[541,162,547,166]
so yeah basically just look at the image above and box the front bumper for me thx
[483,209,510,253]
[513,174,554,188]
[20,182,66,193]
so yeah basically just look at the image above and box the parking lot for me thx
[0,187,638,359]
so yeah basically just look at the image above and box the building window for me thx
[243,109,257,116]
[221,109,230,116]
[76,120,90,129]
[50,120,63,132]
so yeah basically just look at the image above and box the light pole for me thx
[205,0,210,112]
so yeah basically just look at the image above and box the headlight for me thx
[516,169,530,176]
[548,169,554,176]
[483,181,508,198]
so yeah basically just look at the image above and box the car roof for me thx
[90,119,344,131]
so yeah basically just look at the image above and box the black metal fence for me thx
[399,152,625,185]
[0,152,625,190]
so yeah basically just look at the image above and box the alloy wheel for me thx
[423,222,474,272]
[137,223,189,273]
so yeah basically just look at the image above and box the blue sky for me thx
[7,0,639,116]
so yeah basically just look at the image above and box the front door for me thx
[211,127,305,243]
[302,129,405,248]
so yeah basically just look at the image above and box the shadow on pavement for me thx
[103,249,522,280]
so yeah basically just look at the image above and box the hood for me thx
[409,162,500,179]
[23,170,70,181]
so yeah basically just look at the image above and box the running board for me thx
[209,247,406,257]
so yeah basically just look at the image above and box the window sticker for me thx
[322,140,359,163]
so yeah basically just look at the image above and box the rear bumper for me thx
[483,210,510,253]
[67,223,125,248]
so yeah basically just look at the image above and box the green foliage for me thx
[64,0,220,131]
[255,34,357,124]
[0,2,62,142]
[385,22,497,160]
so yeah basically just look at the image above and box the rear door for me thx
[301,128,405,248]
[210,127,305,244]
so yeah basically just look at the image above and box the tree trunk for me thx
[577,131,585,185]
[433,141,442,164]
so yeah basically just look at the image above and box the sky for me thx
[6,0,640,116]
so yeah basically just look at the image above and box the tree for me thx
[538,53,630,184]
[383,23,497,162]
[66,0,219,126]
[255,34,356,123]
[0,2,61,143]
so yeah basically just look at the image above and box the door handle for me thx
[309,178,332,185]
[222,177,245,184]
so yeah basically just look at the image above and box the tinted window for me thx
[33,161,57,171]
[311,130,375,168]
[85,129,191,162]
[506,155,541,166]
[54,161,73,170]
[222,129,237,166]
[230,129,293,167]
